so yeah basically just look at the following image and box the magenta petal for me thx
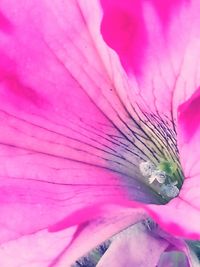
[101,0,200,116]
[1,0,200,256]
[1,0,127,241]
[147,87,200,239]
[0,0,161,244]
[96,224,169,267]
[100,0,200,239]
[146,197,200,239]
[142,89,200,239]
[100,0,147,74]
[177,87,200,213]
[178,87,200,142]
[0,10,12,33]
[49,206,146,266]
[0,227,76,267]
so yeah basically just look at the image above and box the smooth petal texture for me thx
[0,0,158,245]
[0,206,146,266]
[178,87,200,142]
[100,0,147,75]
[96,224,169,267]
[46,206,146,266]
[146,198,200,239]
[101,0,200,117]
[0,227,76,267]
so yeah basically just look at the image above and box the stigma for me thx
[139,160,180,200]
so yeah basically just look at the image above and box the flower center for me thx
[139,159,183,201]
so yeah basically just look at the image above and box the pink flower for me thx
[0,0,200,266]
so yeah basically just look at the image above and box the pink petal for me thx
[100,0,200,239]
[96,224,169,267]
[177,87,200,222]
[144,199,200,239]
[101,0,200,116]
[0,11,12,33]
[46,206,146,266]
[178,87,200,142]
[0,0,161,245]
[0,227,76,267]
[0,0,200,258]
[143,88,200,239]
[100,0,147,74]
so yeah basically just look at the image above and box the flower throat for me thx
[139,159,184,201]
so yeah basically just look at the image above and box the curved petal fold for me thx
[96,224,169,267]
[47,206,146,266]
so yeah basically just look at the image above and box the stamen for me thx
[139,161,156,177]
[160,183,179,198]
[149,170,166,184]
[139,160,180,200]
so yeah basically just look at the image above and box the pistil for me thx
[139,159,183,201]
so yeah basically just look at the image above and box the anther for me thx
[139,161,155,177]
[160,183,179,198]
[149,170,166,184]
